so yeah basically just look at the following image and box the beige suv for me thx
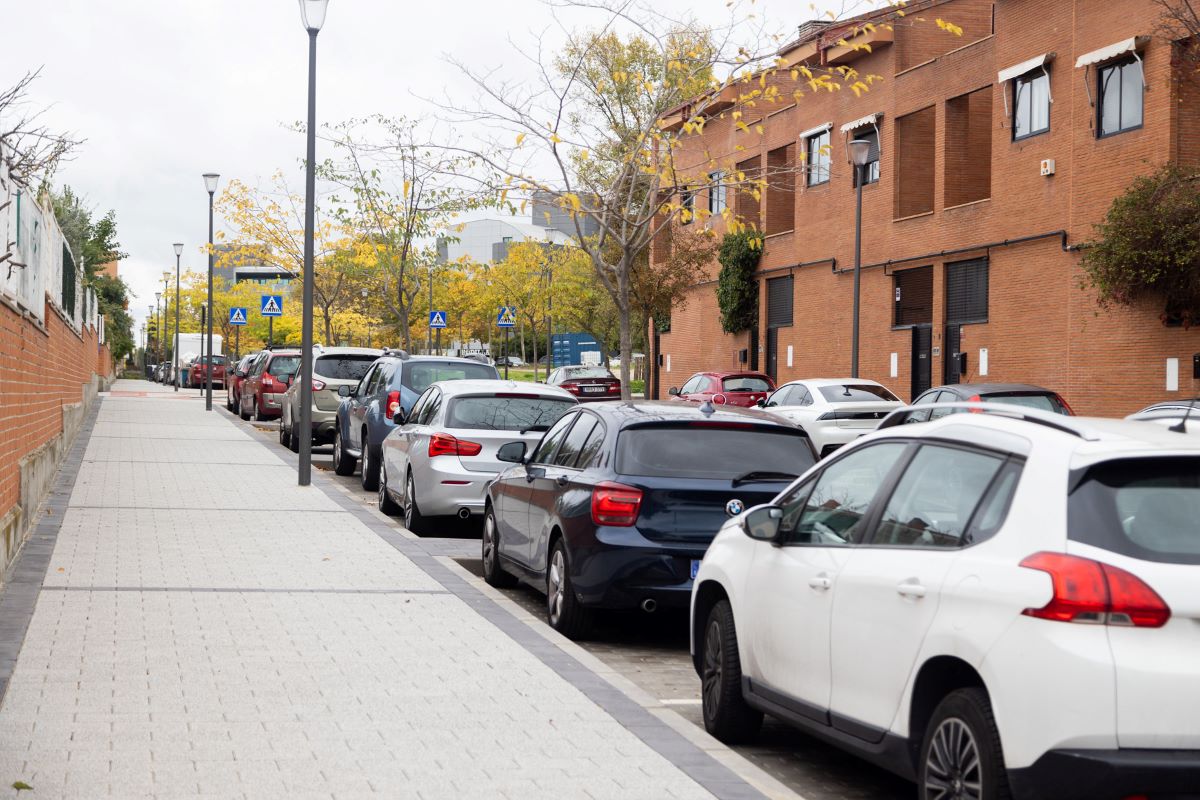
[279,346,383,452]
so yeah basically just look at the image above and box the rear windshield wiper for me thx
[731,470,798,487]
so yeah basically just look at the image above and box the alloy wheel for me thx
[924,717,982,800]
[482,514,496,573]
[547,548,566,625]
[702,618,723,717]
[404,475,416,529]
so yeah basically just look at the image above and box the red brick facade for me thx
[652,0,1200,416]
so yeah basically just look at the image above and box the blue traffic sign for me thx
[429,310,448,329]
[496,306,517,327]
[260,295,283,317]
[228,307,248,326]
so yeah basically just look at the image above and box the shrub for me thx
[716,230,763,333]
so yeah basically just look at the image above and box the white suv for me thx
[691,404,1200,800]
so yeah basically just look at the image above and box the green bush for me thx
[1080,164,1200,326]
[716,230,763,334]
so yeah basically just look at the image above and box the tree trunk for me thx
[531,328,539,382]
[399,307,411,351]
[618,266,632,403]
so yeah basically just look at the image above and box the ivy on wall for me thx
[716,230,763,334]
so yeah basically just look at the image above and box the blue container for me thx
[551,333,603,369]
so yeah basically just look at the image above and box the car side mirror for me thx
[338,385,352,398]
[497,441,527,464]
[667,387,680,396]
[742,504,784,542]
[757,398,767,408]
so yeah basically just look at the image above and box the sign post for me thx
[496,305,516,379]
[229,307,248,360]
[261,295,283,349]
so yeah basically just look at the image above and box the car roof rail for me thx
[380,347,410,360]
[878,402,1100,441]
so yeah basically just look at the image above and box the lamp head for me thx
[202,173,220,194]
[848,139,872,167]
[173,242,184,257]
[155,293,161,302]
[298,0,329,31]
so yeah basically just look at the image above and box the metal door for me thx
[911,326,932,398]
[766,327,779,382]
[944,324,963,384]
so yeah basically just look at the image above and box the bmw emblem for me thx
[725,499,745,517]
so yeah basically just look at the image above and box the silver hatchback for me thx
[280,347,383,451]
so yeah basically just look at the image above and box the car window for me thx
[446,395,575,431]
[418,389,443,425]
[723,376,772,392]
[562,367,613,379]
[372,363,396,396]
[406,388,433,426]
[982,392,1070,415]
[680,376,702,395]
[819,384,900,403]
[913,390,940,405]
[616,424,815,479]
[765,386,792,407]
[967,461,1022,543]
[796,387,814,406]
[356,365,377,397]
[778,442,909,546]
[401,361,499,395]
[251,354,269,376]
[314,354,378,381]
[531,412,579,464]
[575,420,607,469]
[554,415,598,467]
[267,355,300,380]
[872,445,1006,548]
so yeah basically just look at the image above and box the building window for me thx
[945,257,989,324]
[708,172,726,215]
[806,130,830,187]
[851,127,880,186]
[1012,69,1050,140]
[681,187,695,224]
[1098,57,1143,137]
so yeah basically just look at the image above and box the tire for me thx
[481,506,516,588]
[360,438,380,491]
[377,461,401,516]
[239,394,252,421]
[332,427,356,476]
[919,688,1011,800]
[546,539,592,640]
[289,424,300,453]
[279,414,291,448]
[254,399,267,422]
[701,599,763,743]
[402,472,426,534]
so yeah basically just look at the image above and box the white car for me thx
[1126,400,1200,434]
[378,380,576,533]
[692,404,1200,800]
[755,378,903,457]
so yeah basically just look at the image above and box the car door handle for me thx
[808,573,832,591]
[897,580,927,599]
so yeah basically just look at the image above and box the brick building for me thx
[650,0,1200,416]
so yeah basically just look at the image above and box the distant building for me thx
[437,191,600,265]
[213,244,294,287]
[98,260,119,279]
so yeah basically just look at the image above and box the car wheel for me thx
[403,472,426,534]
[701,599,763,743]
[919,688,1011,800]
[360,439,380,491]
[289,417,301,453]
[481,507,516,588]
[279,414,291,448]
[546,539,592,640]
[377,461,401,516]
[332,427,356,476]
[254,399,267,422]
[239,395,252,421]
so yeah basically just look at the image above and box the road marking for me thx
[660,699,702,706]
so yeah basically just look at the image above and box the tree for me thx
[0,69,84,189]
[1157,0,1200,80]
[716,230,763,333]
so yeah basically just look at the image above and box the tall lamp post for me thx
[147,305,155,374]
[848,139,871,379]
[173,243,184,391]
[161,273,171,382]
[154,293,162,373]
[297,0,330,487]
[202,173,220,410]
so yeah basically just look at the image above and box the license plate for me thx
[690,559,701,580]
[583,386,605,394]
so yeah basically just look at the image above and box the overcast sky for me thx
[3,0,843,332]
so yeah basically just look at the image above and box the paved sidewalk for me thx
[0,381,769,799]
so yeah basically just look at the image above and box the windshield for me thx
[267,356,300,378]
[983,392,1069,415]
[446,396,576,431]
[400,361,499,395]
[315,355,377,382]
[722,376,772,392]
[616,424,813,479]
[1069,457,1200,565]
[562,367,613,380]
[819,384,900,403]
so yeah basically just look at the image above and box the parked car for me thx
[891,382,1074,424]
[668,371,775,408]
[225,354,257,412]
[189,354,228,389]
[238,349,301,421]
[755,378,903,458]
[545,365,622,401]
[483,401,817,638]
[378,380,577,532]
[1127,400,1200,434]
[332,352,500,491]
[279,347,382,452]
[152,363,166,383]
[501,356,525,367]
[692,403,1200,799]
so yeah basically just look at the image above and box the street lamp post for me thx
[202,173,220,410]
[154,293,162,375]
[173,243,184,391]
[426,263,434,355]
[147,305,155,375]
[848,139,871,379]
[297,0,330,487]
[161,273,171,382]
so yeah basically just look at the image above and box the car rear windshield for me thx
[819,384,900,403]
[314,355,377,381]
[982,392,1069,415]
[197,355,227,365]
[267,356,300,377]
[722,376,771,392]
[446,396,576,430]
[1068,457,1200,565]
[562,367,613,379]
[401,361,498,394]
[616,424,814,479]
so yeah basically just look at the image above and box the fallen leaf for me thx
[12,781,33,792]
[56,567,64,573]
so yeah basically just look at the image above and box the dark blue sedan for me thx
[482,401,816,639]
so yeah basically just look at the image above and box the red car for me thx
[545,365,621,401]
[225,354,257,412]
[238,349,301,421]
[667,370,775,408]
[189,354,228,389]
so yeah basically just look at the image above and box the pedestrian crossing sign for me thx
[228,307,248,326]
[496,306,517,327]
[429,310,447,329]
[260,295,283,317]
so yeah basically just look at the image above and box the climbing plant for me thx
[716,230,763,334]
[1080,163,1200,326]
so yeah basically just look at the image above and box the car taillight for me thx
[711,393,728,405]
[312,379,326,392]
[385,390,401,420]
[564,383,581,394]
[1055,393,1076,416]
[262,374,275,389]
[591,481,642,527]
[1019,552,1170,628]
[428,433,483,458]
[608,383,620,393]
